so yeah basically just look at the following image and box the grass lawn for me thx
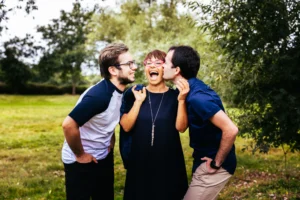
[0,95,299,200]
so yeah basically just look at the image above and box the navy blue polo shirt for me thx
[186,77,236,174]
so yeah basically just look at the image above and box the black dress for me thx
[121,88,188,200]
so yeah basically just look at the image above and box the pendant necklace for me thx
[148,91,165,146]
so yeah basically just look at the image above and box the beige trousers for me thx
[183,162,232,200]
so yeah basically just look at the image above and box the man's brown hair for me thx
[98,43,129,79]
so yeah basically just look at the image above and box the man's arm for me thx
[62,116,97,163]
[175,79,189,133]
[120,86,146,132]
[202,110,238,173]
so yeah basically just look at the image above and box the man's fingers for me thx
[93,157,98,163]
[201,157,209,161]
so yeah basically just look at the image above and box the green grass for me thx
[0,95,299,200]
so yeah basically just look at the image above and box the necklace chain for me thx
[148,91,165,146]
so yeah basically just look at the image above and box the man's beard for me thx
[118,76,134,85]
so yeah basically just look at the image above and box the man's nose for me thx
[132,64,138,70]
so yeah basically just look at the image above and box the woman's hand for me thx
[132,85,147,104]
[176,78,190,101]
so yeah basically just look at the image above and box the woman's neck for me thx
[146,82,168,93]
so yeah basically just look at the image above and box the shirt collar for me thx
[188,77,198,87]
[105,78,123,94]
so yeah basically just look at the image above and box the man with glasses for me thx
[62,43,137,200]
[163,45,238,200]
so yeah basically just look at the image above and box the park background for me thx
[0,0,299,199]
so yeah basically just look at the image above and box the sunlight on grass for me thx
[0,95,299,199]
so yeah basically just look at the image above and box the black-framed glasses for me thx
[115,60,137,69]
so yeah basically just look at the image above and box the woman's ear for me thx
[108,66,119,76]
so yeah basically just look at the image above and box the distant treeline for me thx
[0,82,87,95]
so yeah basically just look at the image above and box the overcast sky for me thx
[0,0,119,74]
[1,0,208,43]
[0,0,207,74]
[1,0,117,43]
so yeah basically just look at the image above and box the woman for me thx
[120,50,189,200]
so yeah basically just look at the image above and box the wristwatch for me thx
[210,160,221,170]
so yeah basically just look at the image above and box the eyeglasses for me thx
[144,60,164,67]
[115,60,137,70]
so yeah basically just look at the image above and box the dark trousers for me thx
[64,151,114,200]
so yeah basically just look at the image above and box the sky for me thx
[1,0,207,42]
[0,0,208,74]
[1,0,119,73]
[1,0,118,43]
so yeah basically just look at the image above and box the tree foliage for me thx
[37,2,96,94]
[0,0,37,34]
[189,0,300,151]
[0,35,36,92]
[87,0,227,86]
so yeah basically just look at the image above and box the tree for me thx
[37,2,95,94]
[189,0,300,152]
[87,0,226,86]
[0,36,34,92]
[0,0,37,34]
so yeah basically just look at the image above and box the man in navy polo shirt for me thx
[61,43,137,200]
[163,45,238,200]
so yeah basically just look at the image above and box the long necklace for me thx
[148,91,165,146]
